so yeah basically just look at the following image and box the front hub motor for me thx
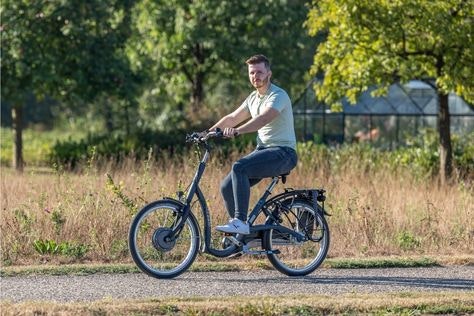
[152,228,175,252]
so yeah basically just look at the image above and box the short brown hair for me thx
[245,54,271,70]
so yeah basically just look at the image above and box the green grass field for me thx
[1,127,86,166]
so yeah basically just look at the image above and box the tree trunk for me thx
[438,92,452,185]
[124,101,130,136]
[104,97,114,133]
[190,42,205,114]
[190,71,204,113]
[11,104,24,172]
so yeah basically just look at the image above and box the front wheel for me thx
[128,200,200,279]
[263,199,330,276]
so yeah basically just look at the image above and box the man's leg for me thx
[220,172,261,219]
[231,147,297,221]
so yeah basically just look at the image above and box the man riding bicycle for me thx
[209,54,298,235]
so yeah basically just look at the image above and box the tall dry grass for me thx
[1,146,473,266]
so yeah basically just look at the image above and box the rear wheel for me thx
[129,200,200,279]
[263,199,329,276]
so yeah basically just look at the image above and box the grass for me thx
[0,127,87,167]
[2,255,472,277]
[1,292,473,315]
[326,256,441,269]
[1,138,473,266]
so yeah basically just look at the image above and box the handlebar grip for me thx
[214,127,238,137]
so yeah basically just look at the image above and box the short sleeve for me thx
[241,95,252,112]
[265,91,291,113]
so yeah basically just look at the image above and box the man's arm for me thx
[210,104,250,131]
[236,106,279,135]
[219,106,279,137]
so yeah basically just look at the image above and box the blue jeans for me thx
[220,146,298,221]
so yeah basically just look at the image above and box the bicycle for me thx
[128,129,330,279]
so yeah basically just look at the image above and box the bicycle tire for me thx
[263,198,330,276]
[129,200,200,279]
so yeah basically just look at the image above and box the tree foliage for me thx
[1,0,138,103]
[1,0,139,170]
[305,0,473,183]
[306,0,473,106]
[130,0,316,115]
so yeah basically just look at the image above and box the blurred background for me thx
[1,0,473,175]
[1,0,318,168]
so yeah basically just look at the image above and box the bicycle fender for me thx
[264,189,330,216]
[162,196,186,209]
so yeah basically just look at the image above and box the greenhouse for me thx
[293,80,474,147]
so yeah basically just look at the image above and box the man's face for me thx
[248,63,271,89]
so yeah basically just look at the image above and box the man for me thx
[209,54,298,234]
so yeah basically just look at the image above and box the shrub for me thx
[33,239,89,259]
[49,129,186,168]
[295,129,473,181]
[391,129,474,180]
[452,132,474,178]
[49,128,256,169]
[397,231,421,251]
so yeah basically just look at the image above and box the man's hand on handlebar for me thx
[223,127,239,138]
[206,127,239,138]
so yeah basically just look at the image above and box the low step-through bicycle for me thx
[129,129,330,278]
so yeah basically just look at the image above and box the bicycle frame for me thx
[168,140,312,258]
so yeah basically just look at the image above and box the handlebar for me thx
[186,128,224,144]
[186,128,240,144]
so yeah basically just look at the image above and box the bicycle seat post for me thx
[267,176,280,193]
[247,176,280,224]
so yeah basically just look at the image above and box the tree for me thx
[1,0,139,171]
[130,0,316,117]
[305,0,474,184]
[1,1,53,171]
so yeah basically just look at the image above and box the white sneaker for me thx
[216,218,250,234]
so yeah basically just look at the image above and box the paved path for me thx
[1,266,473,302]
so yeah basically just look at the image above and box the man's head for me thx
[246,54,271,70]
[246,54,272,91]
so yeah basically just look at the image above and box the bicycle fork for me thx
[167,150,210,242]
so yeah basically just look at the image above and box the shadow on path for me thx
[211,274,474,291]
